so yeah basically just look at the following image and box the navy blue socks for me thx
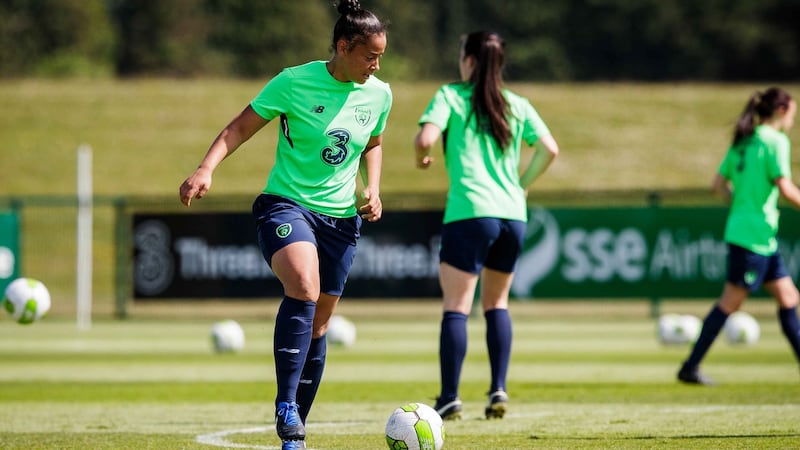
[273,296,315,406]
[297,336,327,423]
[778,306,800,363]
[439,311,468,402]
[683,304,728,369]
[485,308,512,393]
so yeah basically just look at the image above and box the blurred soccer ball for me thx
[209,320,245,353]
[657,313,701,345]
[2,277,51,324]
[724,311,760,345]
[327,314,356,347]
[385,402,445,450]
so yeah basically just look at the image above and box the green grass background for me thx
[3,80,800,314]
[3,80,799,197]
[2,302,800,449]
[2,80,800,448]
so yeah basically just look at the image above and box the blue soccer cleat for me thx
[275,401,306,441]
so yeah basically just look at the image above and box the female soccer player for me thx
[414,31,559,420]
[678,87,800,385]
[179,1,391,448]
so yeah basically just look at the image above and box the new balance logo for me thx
[277,347,301,354]
[311,105,325,113]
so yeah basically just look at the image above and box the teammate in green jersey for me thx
[414,31,559,420]
[678,87,800,385]
[179,1,390,448]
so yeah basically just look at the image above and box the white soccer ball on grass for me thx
[724,311,760,345]
[2,277,51,324]
[657,313,701,345]
[327,314,356,347]
[385,402,445,450]
[209,319,245,353]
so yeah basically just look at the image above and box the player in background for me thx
[678,87,800,385]
[414,31,559,420]
[179,1,391,448]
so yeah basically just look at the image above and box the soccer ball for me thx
[724,311,760,345]
[2,277,51,324]
[327,314,356,347]
[385,402,445,450]
[209,320,245,353]
[657,313,701,345]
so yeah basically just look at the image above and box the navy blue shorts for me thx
[252,194,361,296]
[439,218,526,274]
[727,243,789,292]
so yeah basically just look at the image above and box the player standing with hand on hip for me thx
[678,87,800,385]
[179,1,391,448]
[414,31,559,420]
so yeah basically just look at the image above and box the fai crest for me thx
[354,106,371,127]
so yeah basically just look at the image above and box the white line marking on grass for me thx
[656,404,798,414]
[195,426,276,449]
[496,404,797,420]
[196,421,371,449]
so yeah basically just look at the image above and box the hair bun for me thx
[337,0,362,16]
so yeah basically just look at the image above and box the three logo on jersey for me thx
[310,105,374,167]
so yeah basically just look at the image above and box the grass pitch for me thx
[2,81,800,448]
[1,301,799,449]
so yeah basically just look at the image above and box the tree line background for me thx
[1,0,798,81]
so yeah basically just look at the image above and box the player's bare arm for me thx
[520,134,559,189]
[358,134,383,222]
[179,105,268,207]
[776,176,800,208]
[711,173,732,205]
[414,123,441,169]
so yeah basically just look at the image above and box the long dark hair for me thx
[331,0,386,52]
[733,87,793,145]
[462,31,511,150]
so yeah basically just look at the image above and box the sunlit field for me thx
[3,80,800,449]
[1,301,799,449]
[2,80,799,198]
[3,80,800,316]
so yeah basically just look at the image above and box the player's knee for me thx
[778,289,800,309]
[284,276,320,301]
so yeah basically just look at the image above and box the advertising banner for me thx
[132,211,443,299]
[0,212,19,294]
[513,207,727,298]
[513,207,800,298]
[132,207,800,300]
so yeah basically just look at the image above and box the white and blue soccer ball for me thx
[657,313,701,345]
[209,319,245,353]
[327,314,357,347]
[2,277,51,324]
[385,402,445,450]
[724,311,760,345]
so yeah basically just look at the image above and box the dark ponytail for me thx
[331,0,386,52]
[463,31,511,150]
[733,87,793,145]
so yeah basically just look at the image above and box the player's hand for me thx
[179,167,212,207]
[358,187,382,222]
[416,154,433,169]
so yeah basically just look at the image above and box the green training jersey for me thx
[418,82,551,223]
[718,124,792,255]
[250,61,392,217]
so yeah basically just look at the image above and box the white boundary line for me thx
[195,422,371,449]
[195,426,277,449]
[196,406,798,448]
